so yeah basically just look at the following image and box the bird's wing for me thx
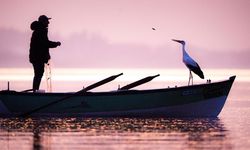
[183,52,198,67]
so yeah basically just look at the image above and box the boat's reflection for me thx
[0,117,232,149]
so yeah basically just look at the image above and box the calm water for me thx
[0,101,250,150]
[0,117,235,150]
[0,69,250,149]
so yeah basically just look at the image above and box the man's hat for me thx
[38,15,51,22]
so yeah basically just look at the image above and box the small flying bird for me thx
[152,27,156,30]
[172,39,204,85]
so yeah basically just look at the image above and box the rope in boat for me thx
[45,61,52,92]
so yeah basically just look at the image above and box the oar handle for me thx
[20,73,123,117]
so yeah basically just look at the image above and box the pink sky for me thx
[0,0,250,68]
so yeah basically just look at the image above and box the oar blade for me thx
[83,73,123,92]
[120,74,160,90]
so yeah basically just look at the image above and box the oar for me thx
[20,89,33,93]
[119,74,160,90]
[20,73,123,117]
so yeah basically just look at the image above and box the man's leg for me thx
[32,63,44,92]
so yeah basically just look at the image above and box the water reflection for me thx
[0,117,232,150]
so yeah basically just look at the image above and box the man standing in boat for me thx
[29,15,61,92]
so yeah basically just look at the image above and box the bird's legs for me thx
[191,72,193,85]
[188,70,191,85]
[188,70,193,86]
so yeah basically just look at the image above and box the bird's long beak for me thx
[172,39,183,43]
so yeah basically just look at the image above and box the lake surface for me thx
[0,68,250,149]
[0,100,250,150]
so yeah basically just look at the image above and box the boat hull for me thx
[0,76,236,117]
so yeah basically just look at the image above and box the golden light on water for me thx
[0,68,249,82]
[0,68,249,93]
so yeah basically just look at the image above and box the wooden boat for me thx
[0,75,236,117]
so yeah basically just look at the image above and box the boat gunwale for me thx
[0,76,236,97]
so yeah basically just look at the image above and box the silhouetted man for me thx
[29,15,61,92]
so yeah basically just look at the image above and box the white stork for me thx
[172,39,204,85]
